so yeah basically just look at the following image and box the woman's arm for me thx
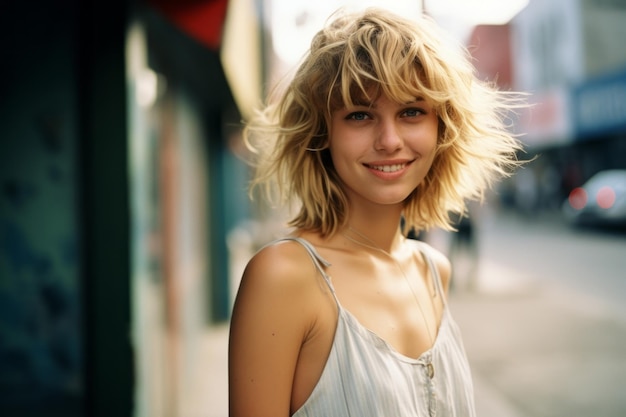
[228,243,315,417]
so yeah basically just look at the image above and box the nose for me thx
[374,119,403,152]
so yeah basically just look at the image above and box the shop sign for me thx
[573,70,626,139]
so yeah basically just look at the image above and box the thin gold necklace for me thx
[343,226,436,378]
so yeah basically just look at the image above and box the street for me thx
[198,207,626,417]
[449,207,626,417]
[477,207,626,319]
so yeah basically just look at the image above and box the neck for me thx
[340,197,405,252]
[343,217,404,254]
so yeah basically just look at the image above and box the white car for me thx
[562,169,626,227]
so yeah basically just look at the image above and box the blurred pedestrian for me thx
[229,7,524,417]
[448,211,479,291]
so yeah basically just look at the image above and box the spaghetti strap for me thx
[275,237,337,298]
[414,241,446,302]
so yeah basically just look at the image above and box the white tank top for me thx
[283,237,476,417]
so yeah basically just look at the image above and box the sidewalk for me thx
[196,259,626,417]
[450,259,626,417]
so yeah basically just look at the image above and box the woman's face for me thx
[329,92,439,209]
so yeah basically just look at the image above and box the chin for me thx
[371,194,414,206]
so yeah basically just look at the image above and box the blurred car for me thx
[562,169,626,227]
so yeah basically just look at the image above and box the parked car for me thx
[562,169,626,227]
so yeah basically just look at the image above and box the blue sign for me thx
[573,68,626,140]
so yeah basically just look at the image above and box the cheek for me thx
[409,129,438,156]
[327,142,356,186]
[326,139,342,171]
[328,134,351,164]
[328,145,348,177]
[422,119,440,153]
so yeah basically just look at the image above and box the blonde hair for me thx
[245,7,524,236]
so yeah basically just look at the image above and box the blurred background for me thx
[1,0,625,416]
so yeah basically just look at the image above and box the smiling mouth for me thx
[365,163,408,173]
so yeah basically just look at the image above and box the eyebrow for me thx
[407,97,427,105]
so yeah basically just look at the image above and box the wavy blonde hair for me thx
[245,7,525,236]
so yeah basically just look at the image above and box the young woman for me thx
[229,7,524,417]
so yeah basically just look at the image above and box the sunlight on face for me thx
[328,93,439,207]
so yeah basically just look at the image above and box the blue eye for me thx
[403,108,424,117]
[347,112,369,121]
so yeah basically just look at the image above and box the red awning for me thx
[147,0,229,51]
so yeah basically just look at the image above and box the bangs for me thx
[327,19,437,112]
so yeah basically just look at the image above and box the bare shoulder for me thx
[407,239,452,294]
[229,239,328,416]
[233,238,325,325]
[242,239,321,290]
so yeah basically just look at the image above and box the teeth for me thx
[370,163,406,173]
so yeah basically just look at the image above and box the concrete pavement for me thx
[194,251,626,417]
[451,258,626,417]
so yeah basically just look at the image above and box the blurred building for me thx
[0,0,263,416]
[467,0,626,212]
